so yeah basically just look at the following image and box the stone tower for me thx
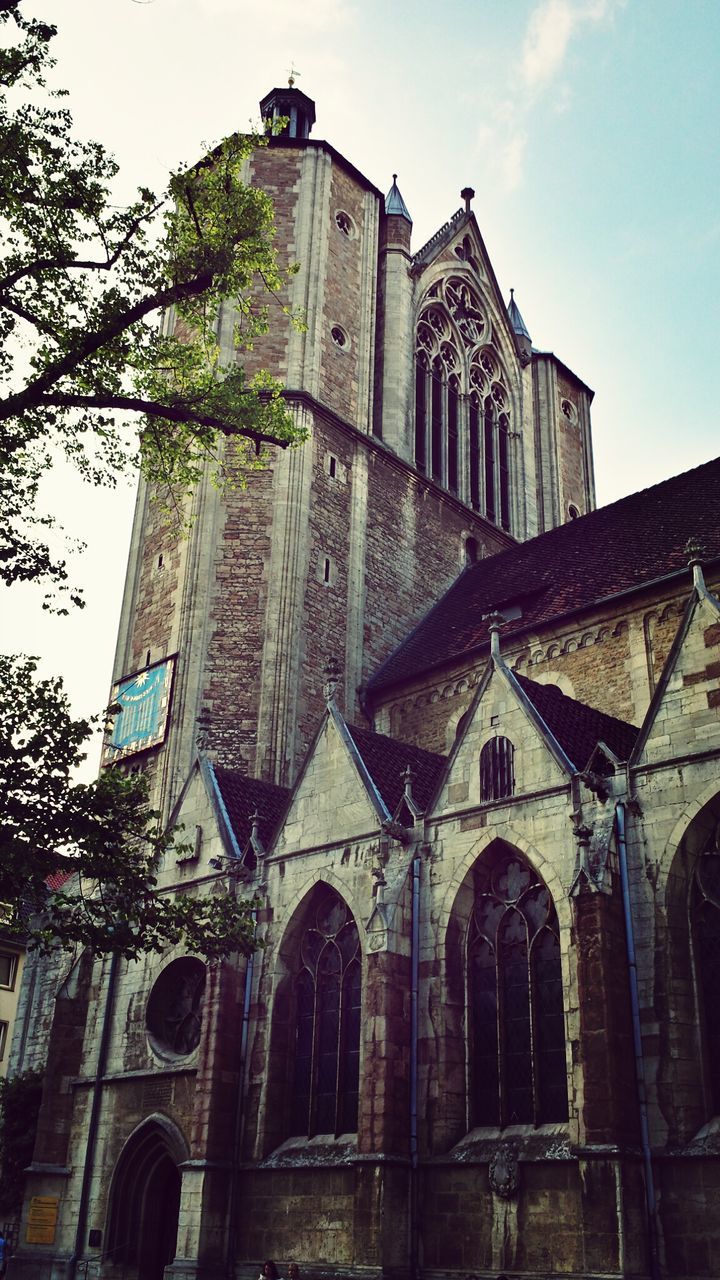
[107,84,595,812]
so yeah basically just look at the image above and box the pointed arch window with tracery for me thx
[691,824,720,1112]
[290,886,361,1137]
[414,275,513,530]
[468,847,568,1128]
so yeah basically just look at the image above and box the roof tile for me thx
[369,456,720,692]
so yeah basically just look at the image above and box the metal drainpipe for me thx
[66,949,120,1280]
[615,802,661,1280]
[409,853,420,1280]
[226,928,256,1277]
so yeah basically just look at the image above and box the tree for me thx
[0,0,305,607]
[0,1069,43,1215]
[0,3,298,958]
[0,655,256,959]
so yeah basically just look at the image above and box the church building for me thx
[9,84,720,1280]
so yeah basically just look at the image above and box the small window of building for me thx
[0,1021,7,1061]
[568,503,580,520]
[328,456,337,479]
[464,536,478,566]
[335,210,355,238]
[331,325,349,350]
[0,953,17,990]
[480,736,515,801]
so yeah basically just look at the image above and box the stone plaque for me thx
[26,1196,59,1245]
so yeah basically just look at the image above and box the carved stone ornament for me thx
[488,1143,519,1199]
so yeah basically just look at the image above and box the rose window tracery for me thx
[414,274,512,529]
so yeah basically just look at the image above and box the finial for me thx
[510,287,514,301]
[392,173,398,183]
[287,64,300,87]
[686,537,707,593]
[460,186,475,213]
[487,611,504,661]
[402,764,416,806]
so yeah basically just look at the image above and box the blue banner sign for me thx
[102,657,175,764]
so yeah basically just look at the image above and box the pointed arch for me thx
[105,1115,188,1277]
[443,836,569,1134]
[265,881,363,1145]
[660,790,720,1137]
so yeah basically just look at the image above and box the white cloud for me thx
[522,0,619,91]
[476,0,623,191]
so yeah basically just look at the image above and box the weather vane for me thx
[288,64,300,87]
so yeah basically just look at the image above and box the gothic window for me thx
[691,827,720,1112]
[146,958,206,1058]
[468,847,568,1127]
[414,278,513,529]
[480,736,515,801]
[290,887,361,1137]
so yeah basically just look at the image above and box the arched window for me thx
[468,847,568,1127]
[692,826,720,1112]
[413,279,513,529]
[290,887,361,1137]
[480,736,515,801]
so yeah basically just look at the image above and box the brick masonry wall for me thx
[200,456,276,771]
[317,166,367,422]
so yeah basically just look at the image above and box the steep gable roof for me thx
[514,675,639,771]
[369,456,720,693]
[346,723,446,816]
[212,766,289,852]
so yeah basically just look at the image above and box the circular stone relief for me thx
[146,957,206,1058]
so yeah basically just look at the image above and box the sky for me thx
[4,0,720,776]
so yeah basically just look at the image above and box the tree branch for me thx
[0,268,215,424]
[0,294,63,340]
[34,391,292,450]
[0,198,164,292]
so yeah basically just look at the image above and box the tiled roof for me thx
[369,456,720,692]
[347,723,446,816]
[213,767,289,852]
[514,674,639,770]
[46,870,73,892]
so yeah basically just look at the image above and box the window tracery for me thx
[691,823,720,1112]
[468,846,568,1128]
[290,886,361,1137]
[414,275,512,529]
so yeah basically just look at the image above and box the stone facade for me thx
[8,85,720,1280]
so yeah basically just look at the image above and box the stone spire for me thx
[507,287,532,365]
[385,174,412,221]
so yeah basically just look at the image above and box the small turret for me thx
[259,80,316,140]
[507,288,532,365]
[382,174,412,253]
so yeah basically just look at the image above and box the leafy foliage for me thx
[0,655,256,960]
[0,1,305,607]
[0,1069,43,1215]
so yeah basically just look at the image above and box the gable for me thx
[273,714,383,854]
[434,664,569,815]
[634,590,720,767]
[159,763,226,885]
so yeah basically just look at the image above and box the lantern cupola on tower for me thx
[259,76,316,140]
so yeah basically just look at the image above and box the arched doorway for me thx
[106,1118,186,1280]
